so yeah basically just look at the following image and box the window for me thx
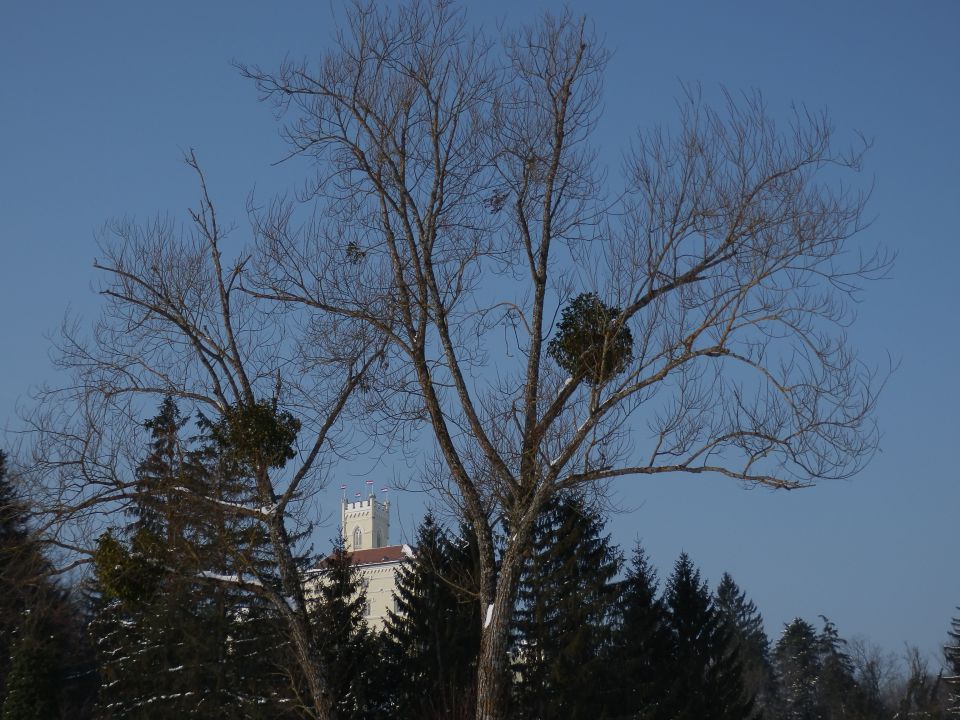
[353,526,363,549]
[376,530,382,548]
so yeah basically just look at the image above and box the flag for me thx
[365,479,374,486]
[339,484,347,490]
[354,491,361,498]
[380,487,389,493]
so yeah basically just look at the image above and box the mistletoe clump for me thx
[92,529,165,603]
[547,293,633,385]
[212,400,301,471]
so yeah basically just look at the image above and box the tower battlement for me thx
[342,492,390,551]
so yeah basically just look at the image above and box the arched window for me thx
[376,530,382,548]
[353,526,363,549]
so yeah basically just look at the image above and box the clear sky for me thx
[2,0,958,666]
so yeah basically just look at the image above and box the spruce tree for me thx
[715,572,774,717]
[772,616,871,720]
[606,543,672,720]
[816,617,864,719]
[194,414,292,716]
[772,618,823,720]
[2,615,63,720]
[0,449,36,696]
[381,514,480,720]
[511,492,622,720]
[660,553,754,720]
[89,399,286,719]
[946,610,960,717]
[310,535,376,720]
[89,400,224,718]
[0,450,94,718]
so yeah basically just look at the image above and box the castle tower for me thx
[341,492,390,551]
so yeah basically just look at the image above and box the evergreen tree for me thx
[772,618,822,720]
[381,514,480,720]
[0,449,45,695]
[945,609,960,717]
[310,535,376,720]
[0,450,95,718]
[816,617,864,719]
[511,492,622,720]
[606,543,672,720]
[89,400,286,719]
[660,553,754,720]
[2,614,63,720]
[716,572,774,717]
[772,615,870,720]
[90,532,212,718]
[194,413,292,716]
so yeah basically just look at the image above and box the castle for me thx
[313,491,410,630]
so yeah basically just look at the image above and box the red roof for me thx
[314,544,410,570]
[348,545,407,566]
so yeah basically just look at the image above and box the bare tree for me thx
[21,152,382,720]
[239,3,888,718]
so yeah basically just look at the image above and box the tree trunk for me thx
[475,592,514,720]
[474,537,527,720]
[265,495,334,720]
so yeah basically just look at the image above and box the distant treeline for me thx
[1,444,957,718]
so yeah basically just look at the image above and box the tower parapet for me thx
[341,492,390,551]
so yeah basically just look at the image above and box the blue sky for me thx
[2,0,958,665]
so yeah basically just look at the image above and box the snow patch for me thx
[484,603,494,629]
[171,487,276,517]
[198,571,263,587]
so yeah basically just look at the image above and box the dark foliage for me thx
[209,400,301,471]
[947,610,960,717]
[0,449,38,695]
[381,514,480,720]
[716,572,774,717]
[511,492,622,719]
[0,451,96,718]
[659,553,754,720]
[772,616,877,720]
[772,618,821,720]
[547,292,633,385]
[2,615,64,720]
[606,543,673,720]
[89,400,287,719]
[310,536,377,720]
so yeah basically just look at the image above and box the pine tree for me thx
[511,492,622,720]
[716,572,774,717]
[660,553,754,720]
[310,535,376,720]
[381,514,480,720]
[606,543,672,720]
